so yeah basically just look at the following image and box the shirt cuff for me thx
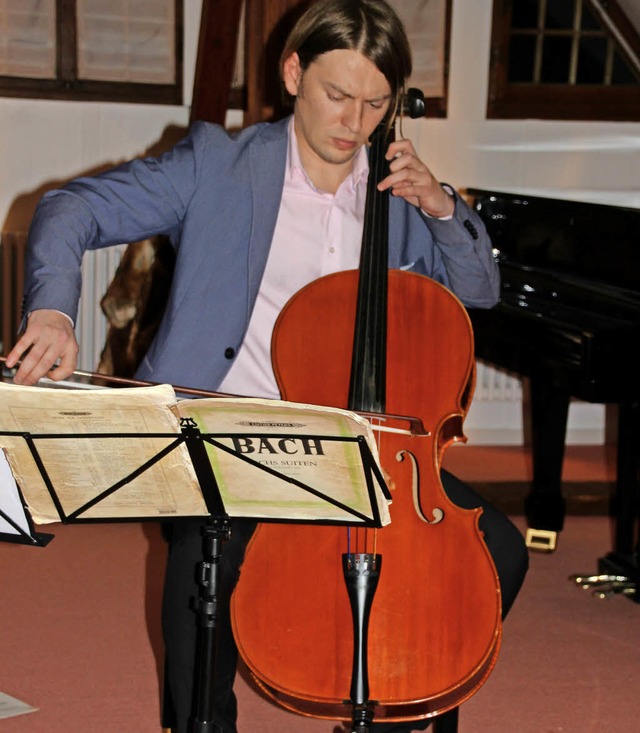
[420,183,456,221]
[27,309,75,327]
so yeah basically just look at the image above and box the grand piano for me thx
[466,188,640,598]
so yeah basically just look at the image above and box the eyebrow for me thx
[326,81,392,103]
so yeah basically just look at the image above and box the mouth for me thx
[332,137,358,151]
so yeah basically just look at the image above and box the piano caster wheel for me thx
[569,573,637,599]
[525,528,557,553]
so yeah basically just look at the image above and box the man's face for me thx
[283,49,392,178]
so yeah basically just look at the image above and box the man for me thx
[7,1,528,731]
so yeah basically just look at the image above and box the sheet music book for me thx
[0,381,390,527]
[0,691,38,720]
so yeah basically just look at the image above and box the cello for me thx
[230,95,501,730]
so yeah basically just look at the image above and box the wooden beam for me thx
[190,0,244,124]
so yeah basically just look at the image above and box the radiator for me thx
[76,245,126,370]
[475,360,522,402]
[1,233,521,400]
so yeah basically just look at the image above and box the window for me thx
[487,0,640,120]
[0,0,182,104]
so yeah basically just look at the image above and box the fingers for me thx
[385,138,416,160]
[378,139,454,217]
[5,310,79,386]
[378,140,430,194]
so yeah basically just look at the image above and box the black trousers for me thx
[161,469,529,733]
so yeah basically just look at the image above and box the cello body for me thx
[230,268,501,723]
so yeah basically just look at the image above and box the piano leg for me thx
[524,376,569,552]
[596,400,640,602]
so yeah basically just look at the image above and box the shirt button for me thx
[224,347,235,359]
[329,246,336,253]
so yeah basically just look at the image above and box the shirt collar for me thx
[286,116,369,192]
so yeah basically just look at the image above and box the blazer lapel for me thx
[246,118,289,299]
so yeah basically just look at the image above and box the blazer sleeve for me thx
[390,188,500,310]
[423,191,500,309]
[23,123,210,323]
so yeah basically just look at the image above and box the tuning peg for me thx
[402,88,426,119]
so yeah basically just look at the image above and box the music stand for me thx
[176,416,388,733]
[0,392,391,733]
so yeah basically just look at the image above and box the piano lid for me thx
[468,188,640,296]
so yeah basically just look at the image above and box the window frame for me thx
[0,0,183,106]
[487,0,640,121]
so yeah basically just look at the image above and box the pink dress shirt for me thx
[219,118,369,399]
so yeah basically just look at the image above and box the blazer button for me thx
[463,219,479,240]
[224,347,235,359]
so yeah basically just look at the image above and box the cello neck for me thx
[348,123,392,415]
[347,89,427,415]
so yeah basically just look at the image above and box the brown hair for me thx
[280,0,412,121]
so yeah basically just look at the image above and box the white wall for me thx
[2,0,638,443]
[407,0,640,206]
[0,0,204,232]
[406,0,639,444]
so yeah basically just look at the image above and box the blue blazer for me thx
[25,116,499,392]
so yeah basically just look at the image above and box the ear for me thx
[282,52,302,97]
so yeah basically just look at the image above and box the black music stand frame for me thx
[0,505,53,546]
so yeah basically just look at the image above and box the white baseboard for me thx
[461,399,606,446]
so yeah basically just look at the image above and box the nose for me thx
[343,101,364,133]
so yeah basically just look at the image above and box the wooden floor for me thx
[442,443,617,518]
[2,441,637,733]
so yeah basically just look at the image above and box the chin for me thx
[325,147,358,165]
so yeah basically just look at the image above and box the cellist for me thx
[6,1,529,731]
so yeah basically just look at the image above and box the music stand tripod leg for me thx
[189,517,232,733]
